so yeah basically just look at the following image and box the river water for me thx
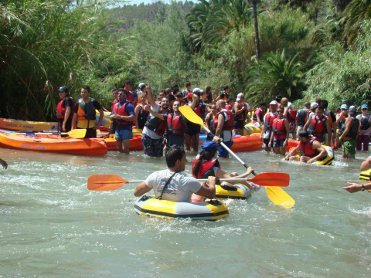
[0,147,369,277]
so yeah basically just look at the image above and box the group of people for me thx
[55,81,370,163]
[259,96,370,162]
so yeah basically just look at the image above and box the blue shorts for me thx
[273,138,285,147]
[115,128,133,141]
[217,141,233,158]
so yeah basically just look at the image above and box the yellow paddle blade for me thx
[265,186,295,209]
[179,106,204,127]
[66,129,87,139]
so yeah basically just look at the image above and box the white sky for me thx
[128,0,180,4]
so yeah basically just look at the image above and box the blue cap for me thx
[201,141,217,152]
[340,104,348,110]
[361,104,368,109]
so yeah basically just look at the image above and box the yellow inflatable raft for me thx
[134,195,229,221]
[244,122,262,135]
[359,169,371,181]
[215,184,251,200]
[314,146,334,166]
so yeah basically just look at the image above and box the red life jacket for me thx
[287,109,297,123]
[299,139,319,158]
[311,115,327,136]
[264,112,277,131]
[272,118,287,140]
[56,100,66,119]
[194,102,205,118]
[111,99,118,111]
[215,109,233,131]
[113,102,131,126]
[145,112,167,136]
[167,114,184,135]
[192,157,220,179]
[56,97,73,119]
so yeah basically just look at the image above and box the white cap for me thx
[138,82,145,88]
[236,93,244,101]
[193,88,201,93]
[269,100,278,105]
[311,102,318,109]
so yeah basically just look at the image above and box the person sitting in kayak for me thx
[285,131,328,163]
[134,146,216,202]
[191,140,255,202]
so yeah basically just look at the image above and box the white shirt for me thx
[144,169,201,202]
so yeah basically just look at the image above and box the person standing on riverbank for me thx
[56,86,74,133]
[71,85,104,138]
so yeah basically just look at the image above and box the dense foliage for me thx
[0,0,369,120]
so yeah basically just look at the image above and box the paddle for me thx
[87,173,289,191]
[61,129,87,139]
[179,105,295,208]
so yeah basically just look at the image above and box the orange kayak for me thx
[231,133,262,152]
[0,118,58,132]
[102,136,143,151]
[0,132,107,156]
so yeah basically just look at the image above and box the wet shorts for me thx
[142,134,163,157]
[273,138,285,148]
[115,127,133,141]
[342,139,356,156]
[185,121,201,136]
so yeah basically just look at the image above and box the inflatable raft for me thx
[134,195,229,220]
[244,122,262,134]
[215,184,251,200]
[0,118,58,132]
[0,132,107,156]
[360,169,371,181]
[287,139,334,165]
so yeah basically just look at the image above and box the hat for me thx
[193,88,201,93]
[349,105,356,115]
[288,102,294,109]
[236,93,244,101]
[201,141,217,152]
[138,82,145,89]
[269,100,278,105]
[275,95,282,101]
[176,91,183,98]
[298,130,310,138]
[340,104,348,110]
[58,86,69,93]
[311,102,318,109]
[361,103,368,109]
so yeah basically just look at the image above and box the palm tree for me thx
[341,0,371,46]
[186,0,252,51]
[246,50,305,103]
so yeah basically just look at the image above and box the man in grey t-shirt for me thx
[134,147,216,202]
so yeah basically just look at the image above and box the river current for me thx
[0,147,369,277]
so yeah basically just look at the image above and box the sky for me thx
[128,0,181,4]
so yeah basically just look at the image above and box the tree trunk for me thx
[252,0,260,60]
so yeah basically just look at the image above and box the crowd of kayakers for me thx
[55,81,370,162]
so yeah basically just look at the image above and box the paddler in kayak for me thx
[134,147,216,202]
[191,140,256,202]
[285,130,328,163]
